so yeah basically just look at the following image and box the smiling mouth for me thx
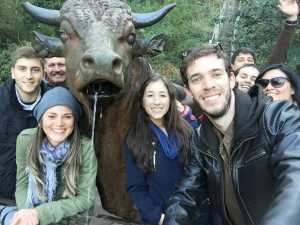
[241,84,250,88]
[53,130,65,134]
[203,94,220,101]
[51,74,65,77]
[151,109,164,112]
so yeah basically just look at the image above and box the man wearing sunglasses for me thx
[162,45,300,225]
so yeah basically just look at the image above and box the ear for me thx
[231,63,235,72]
[32,31,64,57]
[229,71,236,89]
[11,67,15,79]
[291,86,295,96]
[133,33,167,57]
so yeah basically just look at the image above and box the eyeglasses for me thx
[256,77,289,88]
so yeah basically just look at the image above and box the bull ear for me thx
[133,3,176,29]
[32,31,64,57]
[22,2,60,26]
[133,34,167,57]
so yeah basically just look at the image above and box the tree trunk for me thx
[211,0,240,56]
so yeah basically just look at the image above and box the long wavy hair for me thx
[126,73,192,172]
[27,120,82,199]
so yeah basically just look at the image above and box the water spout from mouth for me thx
[87,81,120,101]
[91,91,98,143]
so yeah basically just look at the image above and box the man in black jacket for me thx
[162,45,300,225]
[0,47,48,206]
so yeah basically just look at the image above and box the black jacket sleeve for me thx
[261,101,300,225]
[163,129,210,225]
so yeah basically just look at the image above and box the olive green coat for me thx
[15,128,97,225]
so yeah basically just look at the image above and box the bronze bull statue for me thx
[22,0,176,222]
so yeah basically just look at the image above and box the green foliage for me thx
[0,41,32,80]
[0,0,64,80]
[129,0,219,79]
[0,0,299,81]
[234,0,300,68]
[0,44,16,81]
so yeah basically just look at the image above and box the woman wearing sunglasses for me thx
[255,64,300,105]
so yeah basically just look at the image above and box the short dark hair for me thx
[180,44,230,86]
[11,46,44,69]
[230,47,256,65]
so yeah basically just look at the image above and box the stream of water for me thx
[91,92,98,143]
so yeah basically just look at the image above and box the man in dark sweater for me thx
[0,47,48,206]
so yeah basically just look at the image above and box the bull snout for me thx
[81,50,123,87]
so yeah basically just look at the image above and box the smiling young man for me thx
[234,64,260,93]
[0,47,48,212]
[162,45,300,225]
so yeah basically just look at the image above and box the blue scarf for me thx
[26,139,70,207]
[148,122,181,159]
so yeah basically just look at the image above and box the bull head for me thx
[22,0,175,124]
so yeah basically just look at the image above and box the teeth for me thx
[203,94,219,101]
[53,129,64,133]
[266,91,277,95]
[152,109,163,113]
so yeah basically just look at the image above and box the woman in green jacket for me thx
[10,87,97,225]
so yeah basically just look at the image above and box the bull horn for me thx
[22,2,60,26]
[133,3,176,29]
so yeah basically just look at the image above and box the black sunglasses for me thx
[256,77,289,88]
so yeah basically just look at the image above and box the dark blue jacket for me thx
[124,132,185,225]
[0,78,48,202]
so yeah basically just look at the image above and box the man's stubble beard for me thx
[198,90,231,119]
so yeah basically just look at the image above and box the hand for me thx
[278,0,299,21]
[176,100,185,113]
[10,209,39,225]
[159,213,165,225]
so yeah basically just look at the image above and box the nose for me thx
[56,117,64,126]
[244,77,251,84]
[81,50,123,77]
[265,82,273,91]
[53,64,61,71]
[23,68,33,79]
[153,96,161,104]
[202,76,215,90]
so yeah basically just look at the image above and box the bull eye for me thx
[59,30,69,43]
[127,33,136,45]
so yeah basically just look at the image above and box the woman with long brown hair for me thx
[10,87,97,225]
[124,73,195,225]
